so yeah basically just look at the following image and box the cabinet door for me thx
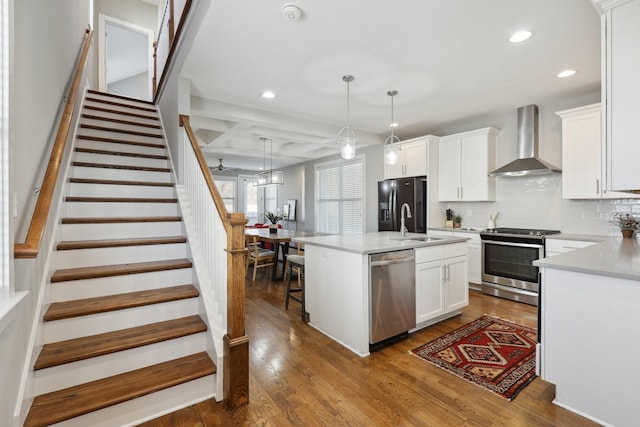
[466,243,481,285]
[438,137,460,201]
[444,255,468,312]
[460,133,489,201]
[416,260,444,324]
[607,0,640,192]
[384,152,405,179]
[560,106,602,199]
[404,140,428,177]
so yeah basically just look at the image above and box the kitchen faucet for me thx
[400,203,412,237]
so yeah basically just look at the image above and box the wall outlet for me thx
[466,209,472,217]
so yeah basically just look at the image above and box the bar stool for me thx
[285,254,305,321]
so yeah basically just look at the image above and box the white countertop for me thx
[293,231,469,255]
[535,237,640,281]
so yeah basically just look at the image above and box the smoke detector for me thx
[282,4,302,21]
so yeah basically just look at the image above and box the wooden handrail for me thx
[179,114,249,409]
[15,29,94,258]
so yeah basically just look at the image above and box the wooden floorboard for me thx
[35,315,207,369]
[139,277,601,427]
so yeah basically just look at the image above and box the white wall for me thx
[6,1,92,424]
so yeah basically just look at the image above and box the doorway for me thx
[98,14,154,101]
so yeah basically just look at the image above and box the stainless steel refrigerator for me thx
[378,176,427,233]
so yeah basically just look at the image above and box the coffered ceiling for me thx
[179,0,601,172]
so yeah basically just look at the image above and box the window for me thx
[315,157,364,234]
[264,185,278,216]
[239,175,258,224]
[212,176,236,212]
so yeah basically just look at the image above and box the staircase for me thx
[24,91,218,427]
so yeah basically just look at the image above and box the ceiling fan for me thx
[211,158,229,172]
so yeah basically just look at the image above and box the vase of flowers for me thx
[264,211,285,233]
[609,213,639,238]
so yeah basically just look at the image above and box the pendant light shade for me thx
[338,75,356,159]
[253,137,284,186]
[384,90,401,165]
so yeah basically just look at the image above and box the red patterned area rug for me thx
[410,315,537,401]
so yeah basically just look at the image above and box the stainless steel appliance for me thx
[378,177,426,233]
[480,227,560,306]
[369,249,416,350]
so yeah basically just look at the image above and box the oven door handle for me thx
[481,240,543,249]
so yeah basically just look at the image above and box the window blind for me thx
[316,159,364,234]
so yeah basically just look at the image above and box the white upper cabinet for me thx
[438,127,498,201]
[596,0,640,192]
[384,136,432,179]
[556,103,637,199]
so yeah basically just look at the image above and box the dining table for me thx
[245,228,324,281]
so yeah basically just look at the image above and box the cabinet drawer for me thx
[444,242,467,259]
[415,246,443,263]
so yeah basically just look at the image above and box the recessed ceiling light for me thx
[509,30,532,43]
[557,69,577,78]
[262,91,276,99]
[390,122,399,128]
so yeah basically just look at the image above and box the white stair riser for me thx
[71,166,171,182]
[78,127,164,146]
[60,221,184,241]
[80,118,163,136]
[44,298,200,342]
[35,332,207,395]
[49,268,193,302]
[82,109,160,127]
[85,94,157,110]
[76,139,166,156]
[55,243,188,269]
[48,375,215,427]
[65,201,180,217]
[74,151,169,169]
[68,183,175,198]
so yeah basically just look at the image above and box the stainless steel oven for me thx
[480,228,559,306]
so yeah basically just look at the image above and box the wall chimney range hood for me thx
[489,104,561,177]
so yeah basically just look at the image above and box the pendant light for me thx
[253,137,284,186]
[384,90,400,165]
[338,75,356,159]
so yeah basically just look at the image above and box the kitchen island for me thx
[293,231,469,357]
[534,237,640,427]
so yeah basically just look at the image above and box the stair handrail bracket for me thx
[14,29,93,258]
[179,115,249,409]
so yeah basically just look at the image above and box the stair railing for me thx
[14,29,93,259]
[178,115,249,409]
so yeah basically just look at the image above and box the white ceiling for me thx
[180,0,602,172]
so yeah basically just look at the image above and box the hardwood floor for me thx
[140,273,599,427]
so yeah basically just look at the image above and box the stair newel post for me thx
[223,212,250,409]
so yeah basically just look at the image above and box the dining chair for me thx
[246,235,275,281]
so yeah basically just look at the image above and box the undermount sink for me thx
[392,236,443,242]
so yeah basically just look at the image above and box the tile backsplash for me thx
[441,174,640,236]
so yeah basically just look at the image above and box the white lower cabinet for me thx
[415,243,468,325]
[452,231,481,285]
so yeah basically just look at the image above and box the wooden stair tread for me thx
[24,352,215,427]
[65,196,177,203]
[82,113,162,129]
[78,134,165,149]
[88,89,155,105]
[57,236,187,251]
[35,316,207,370]
[61,216,182,224]
[80,124,163,138]
[85,96,157,113]
[50,258,193,283]
[44,284,198,321]
[69,177,175,187]
[75,146,168,160]
[84,105,159,121]
[72,161,171,173]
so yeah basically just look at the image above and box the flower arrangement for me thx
[609,213,640,230]
[263,211,285,224]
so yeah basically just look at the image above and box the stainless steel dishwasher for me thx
[369,249,416,349]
